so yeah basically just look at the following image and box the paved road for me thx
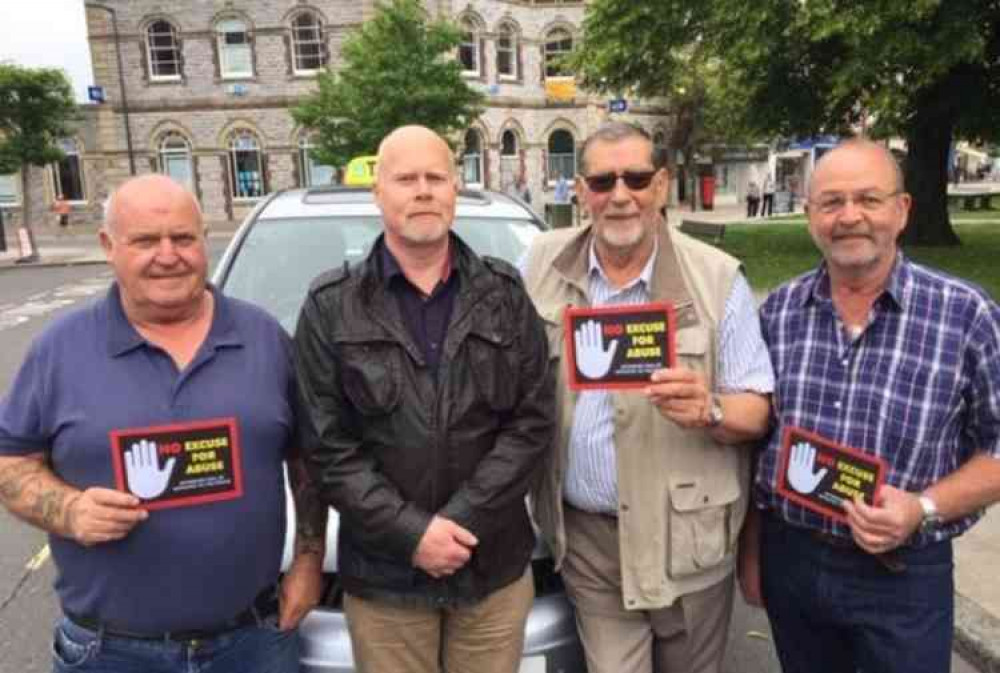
[0,261,981,673]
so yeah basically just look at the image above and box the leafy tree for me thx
[292,0,485,171]
[574,0,1000,245]
[0,64,79,259]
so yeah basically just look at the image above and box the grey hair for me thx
[578,121,656,175]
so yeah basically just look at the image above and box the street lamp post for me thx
[86,3,136,176]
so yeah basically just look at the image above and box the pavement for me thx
[1,200,1000,671]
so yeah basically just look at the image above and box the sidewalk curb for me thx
[956,592,1000,673]
[0,258,107,272]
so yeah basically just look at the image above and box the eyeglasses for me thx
[583,170,657,193]
[810,190,902,215]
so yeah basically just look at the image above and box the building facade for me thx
[2,0,674,231]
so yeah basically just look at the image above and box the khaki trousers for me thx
[562,505,734,673]
[343,567,534,673]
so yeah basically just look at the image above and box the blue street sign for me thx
[609,98,628,113]
[88,86,106,103]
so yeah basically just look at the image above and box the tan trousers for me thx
[343,567,534,673]
[562,505,734,673]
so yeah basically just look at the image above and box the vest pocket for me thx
[667,476,741,578]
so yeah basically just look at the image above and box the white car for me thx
[213,186,585,673]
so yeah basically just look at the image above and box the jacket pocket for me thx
[667,476,740,579]
[675,325,709,368]
[338,342,402,416]
[468,324,518,412]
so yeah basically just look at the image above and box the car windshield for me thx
[220,215,541,332]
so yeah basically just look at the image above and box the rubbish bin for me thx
[700,176,717,211]
[0,208,6,252]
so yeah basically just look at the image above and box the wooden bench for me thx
[679,219,726,245]
[947,191,1000,211]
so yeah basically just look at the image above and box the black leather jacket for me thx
[294,235,554,606]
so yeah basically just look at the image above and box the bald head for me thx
[375,125,454,183]
[809,138,904,200]
[104,175,203,236]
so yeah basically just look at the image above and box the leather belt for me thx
[65,585,279,643]
[810,529,906,574]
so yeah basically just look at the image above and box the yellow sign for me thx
[344,155,378,187]
[545,78,576,102]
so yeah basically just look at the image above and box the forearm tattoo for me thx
[0,457,74,534]
[287,456,327,557]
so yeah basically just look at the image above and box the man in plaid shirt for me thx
[741,139,1000,673]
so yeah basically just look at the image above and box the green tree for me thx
[292,0,485,171]
[0,64,79,259]
[574,0,1000,245]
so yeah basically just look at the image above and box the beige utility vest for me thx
[524,222,750,610]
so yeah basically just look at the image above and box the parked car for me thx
[212,186,584,673]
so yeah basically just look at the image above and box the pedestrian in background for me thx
[53,196,71,231]
[746,179,761,217]
[761,175,775,217]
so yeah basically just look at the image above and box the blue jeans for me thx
[760,514,953,673]
[51,613,299,673]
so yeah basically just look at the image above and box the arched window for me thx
[459,18,480,76]
[462,129,484,187]
[159,132,193,190]
[228,130,264,199]
[496,22,519,79]
[217,18,253,78]
[52,139,85,201]
[499,130,520,191]
[146,20,181,80]
[291,12,326,73]
[548,129,575,182]
[298,136,335,187]
[544,28,573,79]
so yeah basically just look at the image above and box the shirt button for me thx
[841,359,848,366]
[833,401,842,409]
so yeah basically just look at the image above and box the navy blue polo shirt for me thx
[0,284,296,633]
[379,238,459,373]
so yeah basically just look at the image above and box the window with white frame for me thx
[548,130,575,182]
[0,173,19,205]
[228,130,265,199]
[461,130,483,187]
[544,28,573,79]
[459,18,480,76]
[146,20,182,80]
[159,133,193,190]
[298,136,335,186]
[52,139,85,201]
[217,19,253,79]
[496,22,518,79]
[500,130,519,191]
[291,12,326,73]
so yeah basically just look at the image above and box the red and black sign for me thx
[564,302,676,391]
[109,418,243,510]
[776,426,887,522]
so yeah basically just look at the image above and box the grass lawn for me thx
[720,217,1000,300]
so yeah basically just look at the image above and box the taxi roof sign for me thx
[344,156,378,187]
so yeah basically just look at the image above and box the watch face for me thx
[709,399,723,427]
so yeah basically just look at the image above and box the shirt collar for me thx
[587,238,658,291]
[106,283,241,357]
[379,235,455,289]
[803,251,909,311]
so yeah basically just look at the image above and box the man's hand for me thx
[645,367,713,429]
[574,319,618,379]
[843,486,923,554]
[278,553,323,631]
[412,515,478,578]
[67,487,147,547]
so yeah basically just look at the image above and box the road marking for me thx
[0,275,111,334]
[25,544,50,572]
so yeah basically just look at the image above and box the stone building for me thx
[1,0,673,231]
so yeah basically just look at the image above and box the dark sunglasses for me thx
[583,170,657,193]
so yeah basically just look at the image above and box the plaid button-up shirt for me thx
[754,254,1000,543]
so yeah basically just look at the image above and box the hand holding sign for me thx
[574,319,619,379]
[125,439,175,499]
[788,441,827,495]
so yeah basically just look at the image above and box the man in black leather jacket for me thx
[294,125,554,673]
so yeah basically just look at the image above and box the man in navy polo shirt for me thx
[0,174,326,672]
[741,139,1000,673]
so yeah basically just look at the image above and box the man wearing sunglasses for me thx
[742,139,1000,673]
[522,121,773,673]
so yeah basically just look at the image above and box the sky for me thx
[0,0,94,102]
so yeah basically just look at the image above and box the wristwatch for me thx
[918,494,943,534]
[707,394,724,428]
